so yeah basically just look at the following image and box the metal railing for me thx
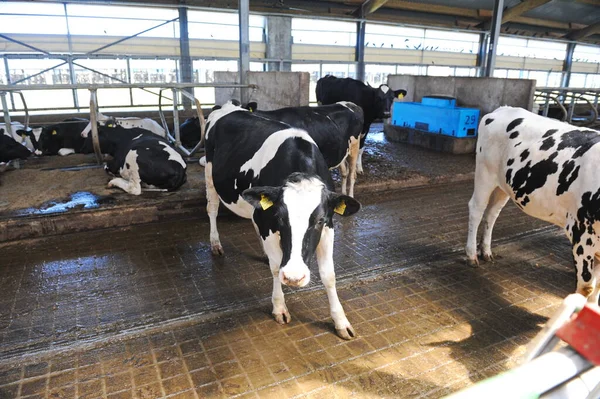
[534,87,600,127]
[0,82,257,162]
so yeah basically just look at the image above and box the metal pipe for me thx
[239,0,250,105]
[561,42,576,88]
[1,91,14,137]
[85,17,179,56]
[0,83,255,91]
[11,61,68,86]
[89,89,102,164]
[4,56,15,111]
[0,33,54,56]
[172,88,181,148]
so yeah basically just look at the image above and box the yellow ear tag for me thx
[21,133,26,139]
[249,108,253,113]
[334,200,346,215]
[51,130,57,135]
[397,93,404,99]
[260,194,273,211]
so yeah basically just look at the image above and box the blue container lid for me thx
[422,96,456,108]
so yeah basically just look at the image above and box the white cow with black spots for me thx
[204,100,361,339]
[466,106,600,303]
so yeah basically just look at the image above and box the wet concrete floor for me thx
[0,180,576,398]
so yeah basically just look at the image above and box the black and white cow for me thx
[242,102,364,197]
[0,129,31,163]
[179,117,202,149]
[82,125,187,195]
[316,75,407,173]
[204,101,361,339]
[80,113,166,139]
[466,106,600,303]
[37,118,91,156]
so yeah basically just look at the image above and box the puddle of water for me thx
[16,192,110,216]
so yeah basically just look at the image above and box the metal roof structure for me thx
[46,0,599,45]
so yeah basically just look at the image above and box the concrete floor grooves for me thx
[0,181,577,398]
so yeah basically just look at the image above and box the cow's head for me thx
[375,85,407,119]
[242,173,360,287]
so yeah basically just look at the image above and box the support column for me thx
[484,0,504,77]
[179,7,193,110]
[238,0,250,105]
[266,16,292,72]
[561,42,576,88]
[64,3,79,109]
[477,33,489,77]
[356,20,366,81]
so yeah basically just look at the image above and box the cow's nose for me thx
[281,272,307,287]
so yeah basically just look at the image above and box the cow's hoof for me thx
[211,244,224,256]
[273,309,291,324]
[482,252,494,262]
[466,258,479,268]
[336,325,356,340]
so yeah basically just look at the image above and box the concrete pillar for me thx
[266,16,292,72]
[179,7,193,109]
[239,0,250,104]
[484,0,504,77]
[356,20,366,81]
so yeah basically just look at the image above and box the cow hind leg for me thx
[466,166,497,267]
[317,226,355,339]
[107,177,141,195]
[346,137,360,197]
[205,162,224,255]
[572,231,597,302]
[338,161,348,196]
[479,188,510,262]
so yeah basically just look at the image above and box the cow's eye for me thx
[317,218,325,226]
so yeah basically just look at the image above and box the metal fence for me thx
[0,82,257,161]
[534,87,600,127]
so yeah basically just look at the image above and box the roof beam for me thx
[382,1,480,18]
[352,0,390,17]
[502,0,552,23]
[568,21,600,41]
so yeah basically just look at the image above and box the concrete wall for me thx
[214,72,310,110]
[387,75,536,116]
[266,16,292,72]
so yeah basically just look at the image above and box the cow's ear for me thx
[242,186,282,211]
[394,89,407,99]
[245,102,257,112]
[328,193,361,217]
[211,105,222,111]
[230,99,241,106]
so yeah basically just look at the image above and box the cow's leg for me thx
[346,137,360,198]
[260,230,290,324]
[479,188,510,262]
[338,160,349,196]
[356,132,367,175]
[107,177,141,195]
[572,227,598,302]
[205,162,224,255]
[317,226,355,339]
[466,165,497,266]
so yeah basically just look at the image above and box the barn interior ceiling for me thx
[58,0,600,45]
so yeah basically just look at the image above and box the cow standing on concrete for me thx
[316,75,407,173]
[243,102,364,197]
[82,126,187,195]
[204,101,361,339]
[466,106,600,303]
